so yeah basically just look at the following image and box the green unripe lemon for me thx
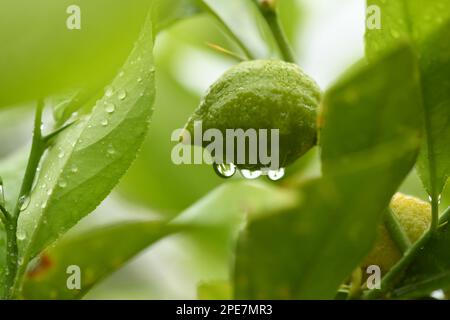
[184,59,322,170]
[362,193,431,273]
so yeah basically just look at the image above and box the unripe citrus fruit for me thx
[183,59,322,170]
[362,193,431,273]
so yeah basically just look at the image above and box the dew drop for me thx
[19,195,31,211]
[107,144,116,155]
[118,71,124,77]
[267,168,285,181]
[213,163,236,178]
[240,169,262,180]
[41,201,47,209]
[58,180,67,188]
[47,188,53,196]
[17,231,26,241]
[117,90,127,100]
[101,119,109,126]
[70,165,78,173]
[104,102,115,114]
[58,150,65,159]
[137,77,143,83]
[105,86,114,97]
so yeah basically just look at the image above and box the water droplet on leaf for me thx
[117,90,127,100]
[19,195,31,211]
[104,103,115,113]
[107,144,116,155]
[105,86,114,97]
[101,119,109,126]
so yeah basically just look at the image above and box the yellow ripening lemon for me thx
[361,193,431,273]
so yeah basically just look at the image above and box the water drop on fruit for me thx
[240,169,262,179]
[213,163,236,178]
[267,168,285,181]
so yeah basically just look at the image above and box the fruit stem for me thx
[2,99,46,299]
[255,0,296,63]
[384,208,411,253]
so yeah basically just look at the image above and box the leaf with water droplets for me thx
[0,149,29,296]
[17,15,156,273]
[20,220,172,299]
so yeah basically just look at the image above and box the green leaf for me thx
[234,45,423,299]
[17,14,155,268]
[0,0,152,108]
[366,0,450,198]
[199,0,280,59]
[20,220,171,299]
[392,208,450,298]
[0,149,28,297]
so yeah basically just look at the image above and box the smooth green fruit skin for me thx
[185,59,322,170]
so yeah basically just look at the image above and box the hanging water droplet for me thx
[19,195,31,211]
[267,168,285,181]
[105,86,114,97]
[104,102,115,113]
[117,90,127,100]
[240,169,262,180]
[107,144,116,155]
[101,119,109,126]
[213,163,236,178]
[58,180,67,188]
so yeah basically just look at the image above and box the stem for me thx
[2,100,45,299]
[384,208,411,253]
[255,1,296,63]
